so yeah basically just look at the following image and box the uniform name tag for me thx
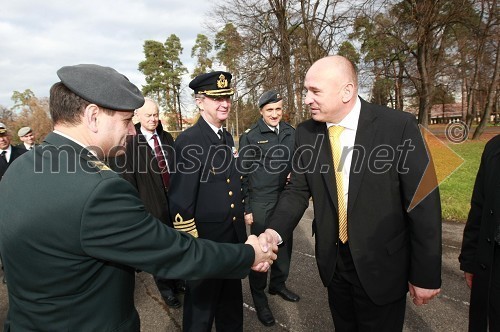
[257,140,268,144]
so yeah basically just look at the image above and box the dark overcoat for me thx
[113,122,175,226]
[459,134,500,331]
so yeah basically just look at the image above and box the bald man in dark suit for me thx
[264,56,442,331]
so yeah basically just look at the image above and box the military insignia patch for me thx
[90,160,111,171]
[217,74,228,88]
[173,214,199,238]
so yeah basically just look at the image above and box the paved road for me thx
[0,202,470,331]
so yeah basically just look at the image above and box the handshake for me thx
[245,229,281,272]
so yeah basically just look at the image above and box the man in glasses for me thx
[169,71,247,331]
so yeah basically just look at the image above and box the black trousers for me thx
[249,200,293,308]
[183,278,243,332]
[153,276,175,299]
[488,244,500,330]
[327,242,406,332]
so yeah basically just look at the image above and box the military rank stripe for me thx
[174,220,196,226]
[174,224,196,231]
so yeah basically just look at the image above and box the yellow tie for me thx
[328,126,348,243]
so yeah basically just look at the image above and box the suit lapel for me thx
[347,102,377,214]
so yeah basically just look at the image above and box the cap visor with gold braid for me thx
[189,71,235,97]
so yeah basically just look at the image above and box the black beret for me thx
[189,71,234,96]
[258,90,282,108]
[57,64,144,111]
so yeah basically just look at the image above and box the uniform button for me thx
[242,200,244,203]
[491,209,494,215]
[229,191,233,196]
[240,188,243,192]
[227,179,231,184]
[240,176,243,180]
[233,216,236,221]
[231,203,235,208]
[480,264,487,270]
[487,238,492,243]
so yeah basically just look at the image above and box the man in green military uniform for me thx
[0,64,277,331]
[239,90,299,326]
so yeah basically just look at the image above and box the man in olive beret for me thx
[0,64,277,331]
[17,126,36,150]
[169,71,248,331]
[239,90,299,326]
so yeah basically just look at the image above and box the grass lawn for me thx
[437,140,486,222]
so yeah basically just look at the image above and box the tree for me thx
[139,35,187,131]
[139,40,169,105]
[10,89,52,143]
[191,34,213,78]
[214,23,244,136]
[164,34,188,131]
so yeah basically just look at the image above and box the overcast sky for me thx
[0,0,219,110]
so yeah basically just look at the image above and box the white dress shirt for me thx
[326,97,361,207]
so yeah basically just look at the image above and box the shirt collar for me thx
[326,96,361,130]
[205,120,224,135]
[53,130,99,158]
[53,130,87,149]
[140,127,158,141]
[0,145,12,154]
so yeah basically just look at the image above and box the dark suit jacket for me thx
[0,145,26,181]
[459,134,500,331]
[169,116,246,243]
[0,132,254,331]
[114,122,175,226]
[268,98,442,305]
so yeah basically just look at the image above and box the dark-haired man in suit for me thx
[264,55,442,331]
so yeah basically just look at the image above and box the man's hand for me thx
[245,234,277,272]
[264,228,282,246]
[464,272,473,289]
[408,283,440,306]
[244,213,254,225]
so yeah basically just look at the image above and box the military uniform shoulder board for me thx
[244,128,251,134]
[90,160,111,171]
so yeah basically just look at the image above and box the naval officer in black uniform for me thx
[0,64,276,331]
[239,90,299,326]
[169,71,247,331]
